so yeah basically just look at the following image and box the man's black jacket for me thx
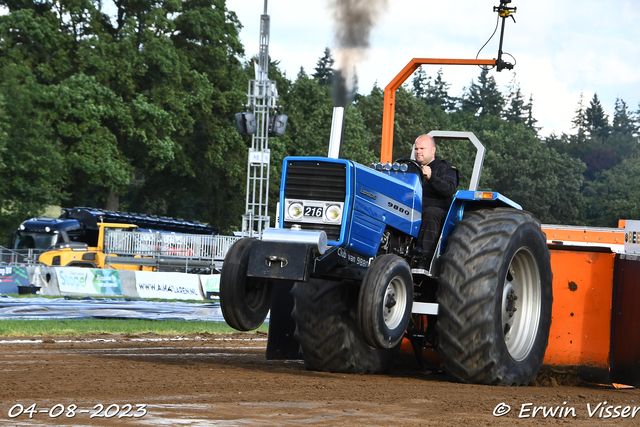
[422,156,458,211]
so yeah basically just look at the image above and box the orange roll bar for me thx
[380,58,496,163]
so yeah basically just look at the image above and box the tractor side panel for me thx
[544,250,615,374]
[346,211,386,258]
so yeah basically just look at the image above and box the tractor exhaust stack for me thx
[328,106,346,159]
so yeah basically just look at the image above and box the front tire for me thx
[357,255,413,349]
[291,279,399,374]
[220,238,273,331]
[437,208,552,386]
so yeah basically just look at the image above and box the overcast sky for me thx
[226,0,640,137]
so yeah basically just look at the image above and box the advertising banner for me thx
[135,271,203,300]
[200,274,221,298]
[0,267,30,294]
[56,268,123,295]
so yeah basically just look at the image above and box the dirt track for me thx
[0,333,638,426]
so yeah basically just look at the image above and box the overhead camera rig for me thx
[494,0,517,71]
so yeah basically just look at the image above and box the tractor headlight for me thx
[324,204,342,223]
[287,202,303,219]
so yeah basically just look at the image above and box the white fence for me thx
[0,247,45,266]
[105,231,241,260]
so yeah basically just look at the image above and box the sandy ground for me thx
[0,333,638,426]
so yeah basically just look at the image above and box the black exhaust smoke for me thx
[327,0,387,158]
[328,0,388,107]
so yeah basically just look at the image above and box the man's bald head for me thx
[414,134,436,166]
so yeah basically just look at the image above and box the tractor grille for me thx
[284,161,347,242]
[284,162,347,201]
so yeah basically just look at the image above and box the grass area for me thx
[0,319,269,337]
[3,294,62,299]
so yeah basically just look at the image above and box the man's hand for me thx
[422,164,431,179]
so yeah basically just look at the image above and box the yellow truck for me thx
[37,222,145,270]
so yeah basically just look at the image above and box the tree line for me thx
[0,1,638,242]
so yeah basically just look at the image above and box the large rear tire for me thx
[220,238,273,331]
[291,279,399,374]
[437,208,552,386]
[358,254,413,349]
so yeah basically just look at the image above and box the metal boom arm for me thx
[380,58,495,163]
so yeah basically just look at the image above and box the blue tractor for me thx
[220,130,552,386]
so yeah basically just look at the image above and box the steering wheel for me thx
[394,158,424,181]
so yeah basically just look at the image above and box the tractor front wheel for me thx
[220,238,273,331]
[437,208,553,386]
[357,254,413,349]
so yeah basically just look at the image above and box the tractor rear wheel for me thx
[220,238,273,331]
[437,208,552,386]
[291,279,399,374]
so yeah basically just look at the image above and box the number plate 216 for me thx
[303,206,323,217]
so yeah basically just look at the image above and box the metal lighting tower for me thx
[242,0,278,238]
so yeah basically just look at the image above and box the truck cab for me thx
[11,217,89,250]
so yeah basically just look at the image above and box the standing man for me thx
[413,134,458,269]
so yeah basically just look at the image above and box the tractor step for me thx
[411,302,438,315]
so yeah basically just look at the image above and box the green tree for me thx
[503,78,526,125]
[280,68,333,157]
[612,98,635,136]
[0,0,247,235]
[502,74,538,133]
[571,93,588,142]
[45,73,133,205]
[412,67,429,101]
[427,69,455,112]
[312,48,334,87]
[548,94,595,160]
[120,0,249,231]
[585,93,610,139]
[341,106,376,165]
[0,54,65,241]
[445,112,586,224]
[413,68,455,112]
[583,157,640,227]
[581,148,621,181]
[524,94,539,133]
[353,83,397,161]
[460,68,504,117]
[479,124,585,224]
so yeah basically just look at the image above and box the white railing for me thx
[0,247,45,266]
[104,231,241,260]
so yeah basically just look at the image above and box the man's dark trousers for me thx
[418,205,446,263]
